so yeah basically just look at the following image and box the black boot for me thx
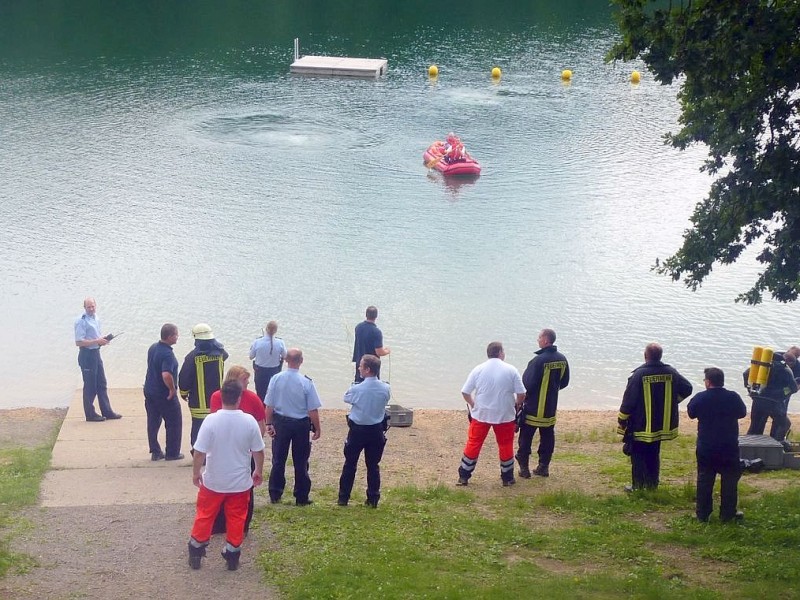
[188,541,207,570]
[516,456,531,479]
[221,548,241,571]
[533,463,549,477]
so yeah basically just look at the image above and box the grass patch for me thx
[257,480,800,600]
[0,424,60,579]
[561,428,620,445]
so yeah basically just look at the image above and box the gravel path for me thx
[0,408,275,599]
[2,504,275,600]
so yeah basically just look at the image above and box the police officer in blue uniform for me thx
[249,320,287,402]
[264,348,322,505]
[337,354,391,507]
[74,297,121,422]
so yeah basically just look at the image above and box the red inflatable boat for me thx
[423,134,481,177]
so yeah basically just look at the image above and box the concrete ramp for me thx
[41,389,196,507]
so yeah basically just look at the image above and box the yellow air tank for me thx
[755,347,774,387]
[748,346,763,387]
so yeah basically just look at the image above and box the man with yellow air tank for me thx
[743,347,797,443]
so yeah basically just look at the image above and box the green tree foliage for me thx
[609,0,800,304]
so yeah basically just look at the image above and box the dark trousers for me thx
[630,440,661,489]
[144,393,183,457]
[190,417,205,448]
[696,451,741,521]
[254,364,282,402]
[78,348,114,419]
[268,414,312,502]
[516,423,555,466]
[338,419,387,504]
[748,397,789,440]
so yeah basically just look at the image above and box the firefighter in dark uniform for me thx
[743,352,798,443]
[618,342,693,490]
[515,328,570,478]
[179,323,228,448]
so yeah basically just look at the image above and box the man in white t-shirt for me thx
[188,380,265,571]
[457,341,526,487]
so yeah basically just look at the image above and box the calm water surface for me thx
[2,1,798,410]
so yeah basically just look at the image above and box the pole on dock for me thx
[294,38,299,62]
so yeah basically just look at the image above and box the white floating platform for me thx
[290,55,388,77]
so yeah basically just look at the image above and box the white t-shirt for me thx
[461,358,525,424]
[194,409,265,493]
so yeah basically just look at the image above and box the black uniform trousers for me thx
[338,419,387,504]
[253,364,281,402]
[78,348,114,419]
[144,392,183,457]
[268,413,312,503]
[695,450,741,522]
[516,423,555,466]
[190,417,206,448]
[630,440,661,489]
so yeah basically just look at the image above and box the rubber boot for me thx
[188,541,207,570]
[221,547,241,571]
[533,463,550,477]
[516,456,531,479]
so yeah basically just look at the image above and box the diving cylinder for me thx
[755,347,774,389]
[748,346,763,387]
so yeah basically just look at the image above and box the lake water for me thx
[1,1,798,411]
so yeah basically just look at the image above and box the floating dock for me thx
[290,55,388,78]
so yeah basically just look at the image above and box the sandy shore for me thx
[2,402,780,493]
[1,401,796,600]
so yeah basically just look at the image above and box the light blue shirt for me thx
[74,313,102,349]
[344,376,391,425]
[265,368,322,419]
[249,335,287,368]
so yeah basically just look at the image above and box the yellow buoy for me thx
[631,70,641,84]
[561,69,572,81]
[491,67,501,79]
[428,65,438,77]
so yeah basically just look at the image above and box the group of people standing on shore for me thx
[75,297,798,571]
[456,332,798,526]
[74,298,392,570]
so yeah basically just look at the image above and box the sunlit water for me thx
[1,4,798,411]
